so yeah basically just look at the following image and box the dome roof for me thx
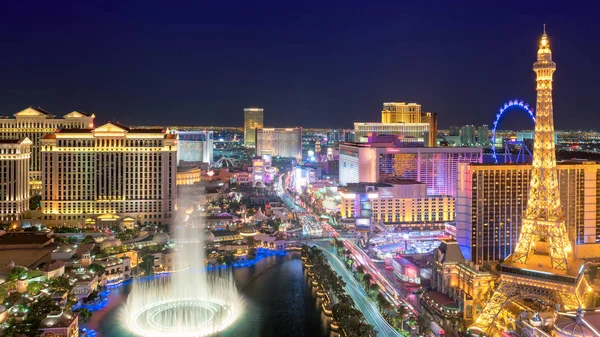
[100,238,122,250]
[555,309,595,337]
[240,226,258,237]
[152,231,170,245]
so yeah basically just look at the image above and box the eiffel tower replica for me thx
[470,27,589,335]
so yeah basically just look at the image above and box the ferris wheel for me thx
[491,99,536,164]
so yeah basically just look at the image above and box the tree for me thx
[369,283,380,299]
[8,267,28,281]
[376,292,389,311]
[82,235,96,244]
[11,295,61,336]
[27,281,43,295]
[49,275,72,291]
[139,255,155,276]
[417,315,429,333]
[53,236,68,244]
[397,304,407,331]
[356,265,365,276]
[3,318,19,337]
[74,308,92,323]
[29,195,42,210]
[363,273,373,292]
[89,263,106,275]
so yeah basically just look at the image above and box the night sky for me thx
[1,0,599,129]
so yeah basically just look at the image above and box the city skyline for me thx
[1,1,600,129]
[1,18,600,337]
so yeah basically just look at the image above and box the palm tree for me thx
[344,249,351,261]
[417,315,428,333]
[363,273,373,292]
[397,305,407,331]
[376,293,388,310]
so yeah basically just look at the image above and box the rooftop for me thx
[211,230,239,238]
[39,311,77,329]
[41,260,65,272]
[0,139,26,144]
[0,232,52,245]
[435,240,465,264]
[426,291,459,309]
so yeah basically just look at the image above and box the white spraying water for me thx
[122,217,243,337]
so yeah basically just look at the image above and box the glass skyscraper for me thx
[243,108,264,147]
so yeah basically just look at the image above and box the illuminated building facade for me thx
[293,166,317,193]
[249,157,276,187]
[255,127,302,161]
[0,107,95,191]
[353,122,429,146]
[381,102,421,123]
[41,123,177,227]
[174,130,213,165]
[339,181,454,229]
[243,108,264,147]
[176,167,202,186]
[380,102,438,147]
[422,112,438,147]
[339,142,482,196]
[0,138,32,224]
[471,30,589,334]
[457,161,600,263]
[431,240,495,323]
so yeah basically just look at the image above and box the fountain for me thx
[122,216,243,337]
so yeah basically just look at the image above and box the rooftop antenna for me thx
[543,23,546,34]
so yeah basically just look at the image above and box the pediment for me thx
[14,107,50,117]
[93,122,128,133]
[63,111,87,118]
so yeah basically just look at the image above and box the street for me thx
[310,241,403,337]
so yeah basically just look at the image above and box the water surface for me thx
[85,252,328,337]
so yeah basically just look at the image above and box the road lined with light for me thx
[310,242,402,337]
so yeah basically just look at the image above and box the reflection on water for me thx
[85,252,329,337]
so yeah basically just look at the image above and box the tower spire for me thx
[470,30,588,336]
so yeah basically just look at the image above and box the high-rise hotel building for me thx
[0,138,32,224]
[380,103,438,147]
[255,127,302,161]
[173,130,214,165]
[0,107,95,190]
[41,123,177,227]
[243,108,264,147]
[457,160,600,263]
[353,122,430,146]
[339,181,455,230]
[339,142,482,197]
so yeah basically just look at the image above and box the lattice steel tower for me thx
[470,27,588,335]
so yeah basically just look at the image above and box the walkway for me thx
[310,242,402,337]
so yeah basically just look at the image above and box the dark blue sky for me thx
[1,0,598,129]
